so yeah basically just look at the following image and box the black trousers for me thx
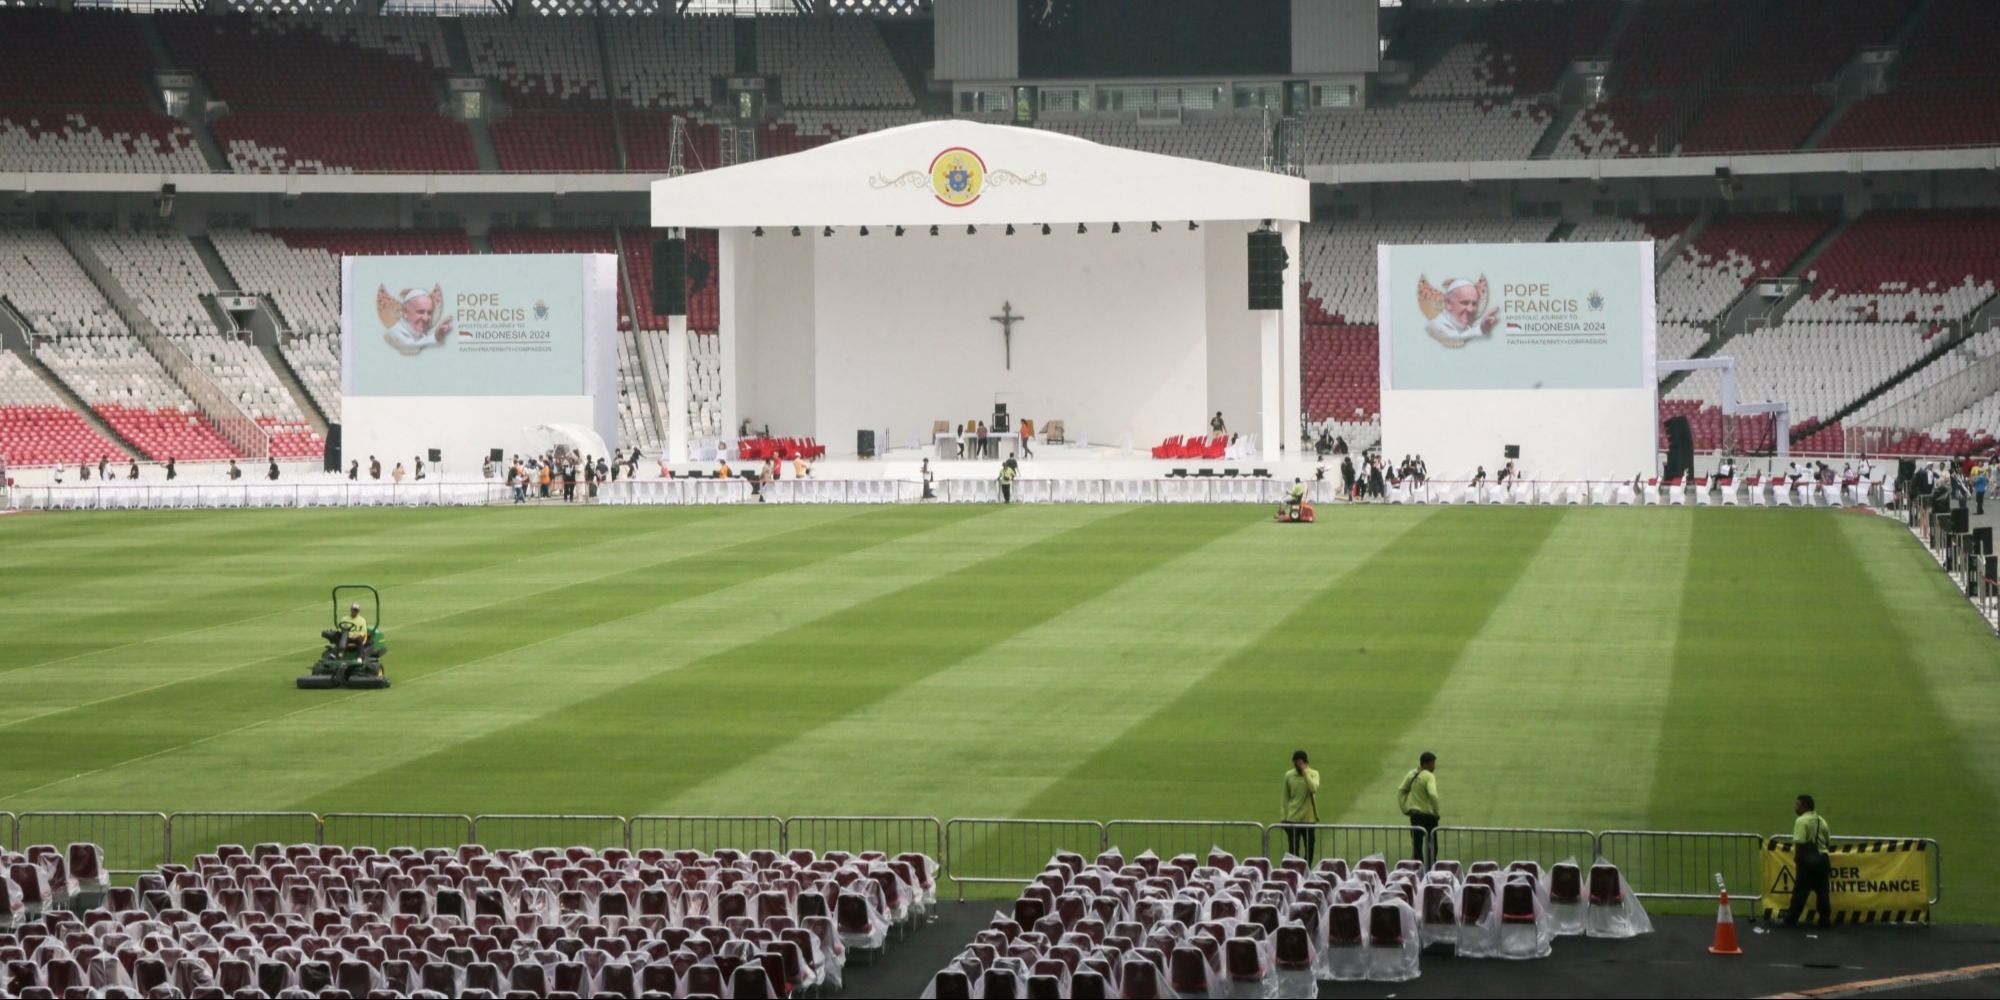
[1282,824,1316,863]
[1784,848,1832,927]
[1409,812,1439,866]
[1000,484,1012,503]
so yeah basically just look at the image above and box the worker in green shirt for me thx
[336,602,369,656]
[999,463,1017,504]
[1398,751,1441,866]
[1284,478,1308,520]
[1280,749,1321,862]
[1783,794,1833,928]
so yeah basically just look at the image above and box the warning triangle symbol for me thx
[1770,865,1795,895]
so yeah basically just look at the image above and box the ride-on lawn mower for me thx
[298,584,391,690]
[1274,501,1316,523]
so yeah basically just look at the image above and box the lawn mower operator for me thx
[337,602,368,654]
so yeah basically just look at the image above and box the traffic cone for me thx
[1709,890,1743,955]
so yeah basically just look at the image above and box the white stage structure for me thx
[650,121,1309,462]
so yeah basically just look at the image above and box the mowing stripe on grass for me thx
[654,507,1436,818]
[1833,513,2000,921]
[0,504,1098,810]
[283,505,1247,816]
[1327,507,1694,832]
[0,507,741,675]
[0,505,955,798]
[1015,506,1564,825]
[0,506,838,726]
[1835,515,2000,802]
[1644,511,1986,917]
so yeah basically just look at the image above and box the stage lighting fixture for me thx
[823,226,834,237]
[791,226,801,237]
[752,226,764,237]
[1150,222,1162,233]
[859,226,869,236]
[967,225,977,235]
[1078,223,1089,234]
[1188,221,1199,231]
[1005,224,1016,236]
[894,226,905,236]
[929,225,939,236]
[1112,222,1121,234]
[1041,223,1051,235]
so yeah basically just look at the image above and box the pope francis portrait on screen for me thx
[378,284,454,356]
[1417,274,1499,348]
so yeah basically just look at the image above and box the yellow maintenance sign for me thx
[1758,838,1933,924]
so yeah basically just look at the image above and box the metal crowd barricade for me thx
[1103,819,1266,864]
[471,814,629,852]
[1271,823,1418,866]
[628,815,785,854]
[320,813,473,851]
[1432,825,1597,871]
[0,811,14,852]
[944,818,1108,900]
[785,816,945,865]
[15,812,169,876]
[1596,830,1765,907]
[167,812,322,866]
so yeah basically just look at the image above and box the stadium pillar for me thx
[1260,309,1281,462]
[1282,221,1302,460]
[668,315,691,464]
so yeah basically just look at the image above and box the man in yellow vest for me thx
[1783,794,1833,928]
[336,602,369,656]
[1398,751,1440,866]
[1281,750,1321,862]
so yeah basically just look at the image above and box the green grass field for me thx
[2,504,1997,919]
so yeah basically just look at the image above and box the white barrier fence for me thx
[7,476,1892,511]
[7,482,493,511]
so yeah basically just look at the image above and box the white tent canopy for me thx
[650,120,1310,463]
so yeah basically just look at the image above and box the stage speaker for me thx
[1246,229,1286,310]
[1952,507,1971,534]
[992,402,1009,432]
[1898,458,1916,482]
[652,237,687,317]
[427,448,441,463]
[488,447,504,463]
[1662,416,1694,480]
[856,429,876,458]
[1504,444,1520,460]
[1973,526,1993,556]
[322,422,341,472]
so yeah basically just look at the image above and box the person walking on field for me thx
[1783,794,1834,928]
[1281,750,1321,862]
[1398,751,1441,866]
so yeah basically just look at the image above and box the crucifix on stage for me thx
[990,301,1026,370]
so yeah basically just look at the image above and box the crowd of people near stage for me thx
[1323,452,1431,501]
[1911,456,1996,515]
[500,448,640,504]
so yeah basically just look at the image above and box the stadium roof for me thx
[650,119,1309,229]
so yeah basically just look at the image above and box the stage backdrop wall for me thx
[748,226,1213,455]
[1377,240,1656,478]
[341,253,619,467]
